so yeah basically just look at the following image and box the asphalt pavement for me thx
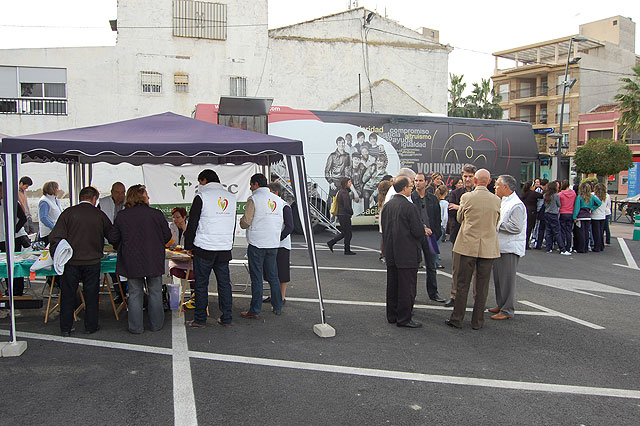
[2,225,640,425]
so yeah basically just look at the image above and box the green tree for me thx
[573,138,633,180]
[614,65,640,139]
[448,75,502,119]
[448,73,467,117]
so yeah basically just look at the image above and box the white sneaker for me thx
[560,251,571,256]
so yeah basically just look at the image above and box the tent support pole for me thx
[1,154,27,357]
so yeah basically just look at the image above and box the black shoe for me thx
[430,294,446,303]
[61,331,71,337]
[445,319,462,329]
[436,264,445,269]
[84,326,100,335]
[344,251,357,255]
[327,242,335,253]
[444,298,455,307]
[397,321,422,328]
[262,296,272,303]
[388,319,397,324]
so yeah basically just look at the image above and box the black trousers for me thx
[591,219,605,252]
[328,215,353,252]
[60,262,101,333]
[386,265,418,325]
[525,210,536,247]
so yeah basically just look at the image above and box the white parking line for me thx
[209,292,554,316]
[4,329,638,401]
[171,311,198,426]
[519,300,605,330]
[188,350,640,400]
[617,237,639,269]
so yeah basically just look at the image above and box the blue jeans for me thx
[544,212,565,252]
[128,276,164,334]
[604,214,611,244]
[193,255,232,325]
[247,244,282,314]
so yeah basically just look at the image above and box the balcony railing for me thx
[508,114,549,125]
[0,98,67,115]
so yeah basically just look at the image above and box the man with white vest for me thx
[488,175,526,320]
[262,182,294,306]
[184,169,237,328]
[239,173,285,318]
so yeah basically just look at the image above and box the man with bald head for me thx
[384,167,416,205]
[445,169,501,330]
[99,182,127,301]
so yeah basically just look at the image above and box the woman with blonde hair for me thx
[572,181,601,253]
[590,183,610,252]
[38,181,62,244]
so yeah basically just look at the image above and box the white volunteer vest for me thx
[497,192,526,257]
[193,182,237,251]
[247,187,284,249]
[38,194,62,238]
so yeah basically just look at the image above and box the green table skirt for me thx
[0,253,117,279]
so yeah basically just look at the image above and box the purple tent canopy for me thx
[0,112,332,354]
[1,112,303,165]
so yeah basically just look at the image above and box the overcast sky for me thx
[1,0,638,93]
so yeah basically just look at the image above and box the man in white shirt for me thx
[488,175,526,320]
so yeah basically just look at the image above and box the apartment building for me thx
[492,16,638,180]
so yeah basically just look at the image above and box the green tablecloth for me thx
[0,252,117,279]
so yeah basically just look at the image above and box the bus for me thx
[196,105,538,226]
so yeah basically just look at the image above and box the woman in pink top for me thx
[558,180,576,251]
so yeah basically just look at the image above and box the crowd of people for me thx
[0,171,293,335]
[373,164,613,330]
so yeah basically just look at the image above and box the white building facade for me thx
[1,1,449,137]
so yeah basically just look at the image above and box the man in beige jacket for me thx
[446,169,501,330]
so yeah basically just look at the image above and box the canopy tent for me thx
[1,112,333,355]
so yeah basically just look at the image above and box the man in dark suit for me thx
[411,172,444,302]
[382,177,426,328]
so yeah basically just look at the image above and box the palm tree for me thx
[468,79,503,119]
[448,74,467,117]
[614,65,640,140]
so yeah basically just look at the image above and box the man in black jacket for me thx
[411,173,445,303]
[50,186,113,337]
[382,177,425,328]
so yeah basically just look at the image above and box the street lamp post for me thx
[553,35,588,182]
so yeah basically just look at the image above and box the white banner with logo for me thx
[142,163,258,237]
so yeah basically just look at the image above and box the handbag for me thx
[330,195,338,216]
[425,233,440,255]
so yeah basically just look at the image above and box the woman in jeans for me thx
[109,185,172,334]
[327,177,356,255]
[558,180,576,252]
[572,181,601,253]
[590,183,610,252]
[543,182,570,255]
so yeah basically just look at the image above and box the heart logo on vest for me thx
[218,197,229,212]
[267,199,277,212]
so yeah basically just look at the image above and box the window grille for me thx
[230,76,246,97]
[173,0,227,40]
[174,72,189,93]
[141,71,162,94]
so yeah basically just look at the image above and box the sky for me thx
[0,0,638,93]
